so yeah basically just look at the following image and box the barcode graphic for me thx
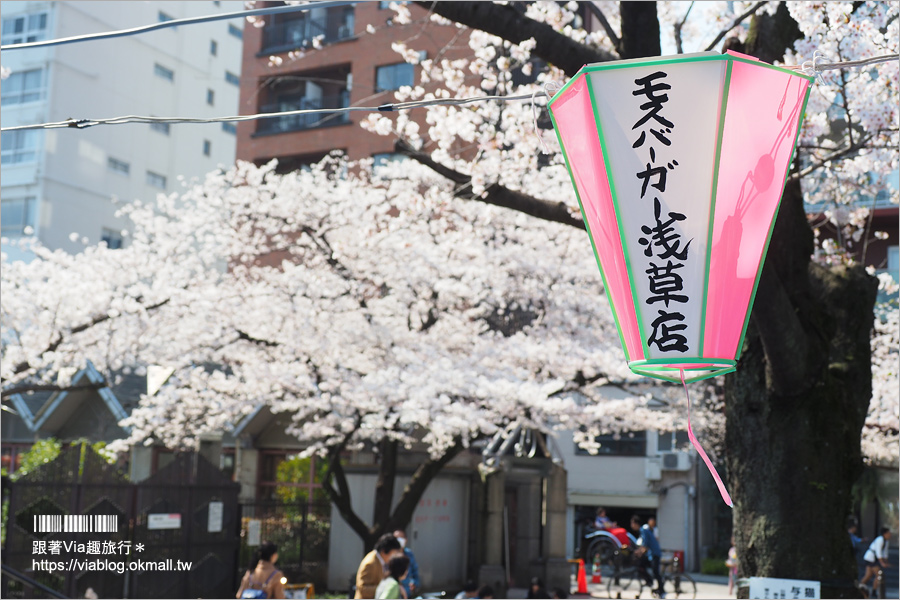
[33,515,118,533]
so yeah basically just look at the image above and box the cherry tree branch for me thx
[1,380,109,400]
[417,1,615,77]
[394,139,585,230]
[704,1,770,52]
[8,297,171,378]
[584,2,622,55]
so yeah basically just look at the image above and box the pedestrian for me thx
[725,537,738,596]
[236,540,285,599]
[860,527,892,592]
[551,587,568,599]
[526,576,550,599]
[640,516,665,598]
[594,507,615,530]
[376,554,411,600]
[454,580,479,599]
[356,533,404,599]
[394,529,421,598]
[478,584,495,599]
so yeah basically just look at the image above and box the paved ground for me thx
[505,573,731,599]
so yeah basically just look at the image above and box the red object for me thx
[577,559,588,594]
[673,550,685,572]
[610,527,631,547]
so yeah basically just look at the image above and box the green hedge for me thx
[701,557,729,576]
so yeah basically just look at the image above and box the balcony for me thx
[255,94,350,135]
[262,7,355,53]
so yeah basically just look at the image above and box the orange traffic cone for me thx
[591,553,602,584]
[577,558,588,594]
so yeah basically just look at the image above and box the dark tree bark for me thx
[420,1,618,73]
[407,3,879,596]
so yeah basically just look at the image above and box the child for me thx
[376,554,411,599]
[726,538,738,596]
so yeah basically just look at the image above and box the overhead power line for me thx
[1,53,895,134]
[0,94,544,132]
[0,0,357,51]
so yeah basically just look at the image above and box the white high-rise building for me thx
[1,1,244,257]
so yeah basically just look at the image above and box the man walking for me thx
[355,534,404,599]
[640,516,665,598]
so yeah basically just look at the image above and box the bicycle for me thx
[605,552,696,599]
[658,554,696,599]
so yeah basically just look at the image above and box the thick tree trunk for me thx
[725,5,879,598]
[725,181,877,599]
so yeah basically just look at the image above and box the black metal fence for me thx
[2,446,240,599]
[238,501,331,593]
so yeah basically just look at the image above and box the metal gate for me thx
[3,444,240,599]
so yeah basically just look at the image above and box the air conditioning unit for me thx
[645,456,662,481]
[660,451,692,472]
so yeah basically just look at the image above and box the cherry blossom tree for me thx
[367,1,897,594]
[1,1,896,588]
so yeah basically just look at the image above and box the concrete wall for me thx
[327,471,470,593]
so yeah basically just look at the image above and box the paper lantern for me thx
[548,51,812,384]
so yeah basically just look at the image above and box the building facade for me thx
[235,1,468,170]
[1,1,244,256]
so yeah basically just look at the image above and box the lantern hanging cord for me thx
[680,368,733,508]
[533,81,562,154]
[794,51,898,80]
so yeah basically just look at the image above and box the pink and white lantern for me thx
[548,51,812,385]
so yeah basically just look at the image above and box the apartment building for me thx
[235,1,470,170]
[0,1,244,257]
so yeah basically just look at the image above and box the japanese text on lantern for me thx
[632,71,691,353]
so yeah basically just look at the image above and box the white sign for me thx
[207,501,223,533]
[747,577,820,599]
[247,519,261,546]
[147,513,182,530]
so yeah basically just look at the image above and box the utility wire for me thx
[0,1,357,51]
[2,53,896,133]
[0,94,544,132]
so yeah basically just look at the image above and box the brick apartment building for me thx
[235,1,467,171]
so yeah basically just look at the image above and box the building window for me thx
[206,89,215,106]
[213,1,221,6]
[225,70,240,86]
[375,62,414,92]
[0,130,38,164]
[1,13,48,45]
[372,152,407,168]
[210,39,218,55]
[146,171,167,189]
[228,23,242,39]
[149,121,170,135]
[222,122,236,135]
[107,156,130,175]
[0,68,43,105]
[256,451,326,504]
[657,431,690,452]
[203,139,211,156]
[158,11,174,23]
[575,431,647,456]
[101,228,123,249]
[154,63,174,81]
[0,197,35,236]
[379,1,408,8]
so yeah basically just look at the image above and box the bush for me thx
[701,557,729,576]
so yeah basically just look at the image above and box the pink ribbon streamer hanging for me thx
[680,368,733,508]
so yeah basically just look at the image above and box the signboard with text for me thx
[747,577,820,599]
